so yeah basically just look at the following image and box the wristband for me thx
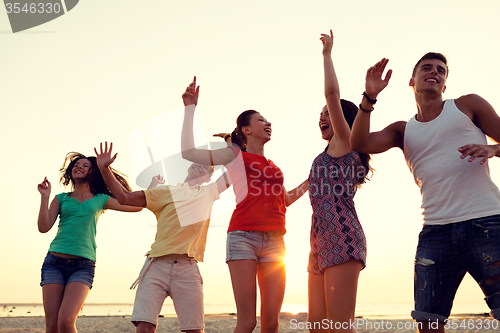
[359,104,374,113]
[223,133,231,141]
[362,92,377,105]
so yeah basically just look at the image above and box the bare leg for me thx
[136,321,156,333]
[42,284,65,333]
[323,260,363,333]
[228,260,258,333]
[57,282,90,333]
[258,261,286,333]
[308,274,329,333]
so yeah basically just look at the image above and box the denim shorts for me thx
[411,215,500,323]
[40,252,96,289]
[226,230,286,263]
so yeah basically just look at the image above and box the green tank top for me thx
[48,193,110,261]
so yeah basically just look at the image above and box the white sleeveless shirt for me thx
[404,99,500,225]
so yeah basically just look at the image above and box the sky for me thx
[1,0,500,315]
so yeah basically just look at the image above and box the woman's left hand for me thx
[320,29,333,55]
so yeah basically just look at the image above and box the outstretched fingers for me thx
[94,141,117,168]
[365,58,392,96]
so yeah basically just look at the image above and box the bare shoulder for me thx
[454,94,493,118]
[388,120,407,133]
[387,121,407,150]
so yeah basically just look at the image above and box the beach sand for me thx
[0,313,495,332]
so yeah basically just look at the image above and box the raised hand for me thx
[148,174,165,189]
[37,177,51,197]
[320,29,334,55]
[365,58,393,99]
[182,76,200,106]
[94,141,117,169]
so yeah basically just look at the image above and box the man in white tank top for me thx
[350,54,500,332]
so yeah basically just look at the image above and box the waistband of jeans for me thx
[48,251,91,262]
[155,253,194,261]
[251,230,284,237]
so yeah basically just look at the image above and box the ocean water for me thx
[0,302,489,319]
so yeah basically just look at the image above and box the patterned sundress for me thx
[307,149,367,275]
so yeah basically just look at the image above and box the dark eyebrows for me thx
[420,63,447,73]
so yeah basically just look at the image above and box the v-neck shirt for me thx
[48,192,110,261]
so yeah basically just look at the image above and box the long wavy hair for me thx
[59,152,132,197]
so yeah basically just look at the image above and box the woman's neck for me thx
[245,141,265,156]
[72,181,92,195]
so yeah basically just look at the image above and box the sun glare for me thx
[281,303,307,315]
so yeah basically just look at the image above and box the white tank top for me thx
[404,99,500,225]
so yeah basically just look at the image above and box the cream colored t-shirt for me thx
[143,182,219,261]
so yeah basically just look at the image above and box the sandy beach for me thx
[0,313,496,333]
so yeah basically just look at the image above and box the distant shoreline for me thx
[0,312,491,319]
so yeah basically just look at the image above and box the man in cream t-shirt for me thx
[95,142,230,333]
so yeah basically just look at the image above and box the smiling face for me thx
[243,112,272,143]
[319,105,333,141]
[410,58,448,95]
[71,158,92,181]
[187,163,214,183]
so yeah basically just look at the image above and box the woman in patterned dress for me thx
[307,30,372,332]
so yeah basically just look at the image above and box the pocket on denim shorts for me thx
[472,215,500,230]
[418,224,435,238]
[43,252,57,265]
[79,258,96,269]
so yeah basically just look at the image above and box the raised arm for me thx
[95,142,147,208]
[321,30,350,148]
[148,174,165,189]
[456,94,500,164]
[284,179,309,207]
[37,177,60,233]
[215,172,232,194]
[181,77,236,166]
[350,58,404,153]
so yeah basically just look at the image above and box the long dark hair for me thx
[59,152,132,197]
[230,110,259,151]
[340,99,372,184]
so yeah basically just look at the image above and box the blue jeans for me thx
[411,215,500,323]
[226,230,286,263]
[40,252,96,289]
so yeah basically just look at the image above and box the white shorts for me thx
[131,255,204,331]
